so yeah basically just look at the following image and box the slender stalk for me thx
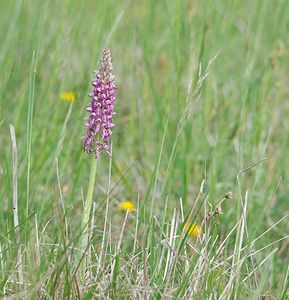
[26,50,37,241]
[10,125,24,284]
[80,157,97,279]
[83,157,97,240]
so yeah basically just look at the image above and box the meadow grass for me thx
[1,0,289,299]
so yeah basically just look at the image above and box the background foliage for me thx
[1,0,289,298]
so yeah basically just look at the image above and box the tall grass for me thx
[1,0,289,298]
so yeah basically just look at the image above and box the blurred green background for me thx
[0,0,289,296]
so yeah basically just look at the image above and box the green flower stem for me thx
[81,157,97,278]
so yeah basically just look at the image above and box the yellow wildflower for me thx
[60,92,75,103]
[118,201,135,213]
[185,223,202,238]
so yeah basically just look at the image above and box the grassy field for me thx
[1,0,289,299]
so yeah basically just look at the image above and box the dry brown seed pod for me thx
[225,192,233,200]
